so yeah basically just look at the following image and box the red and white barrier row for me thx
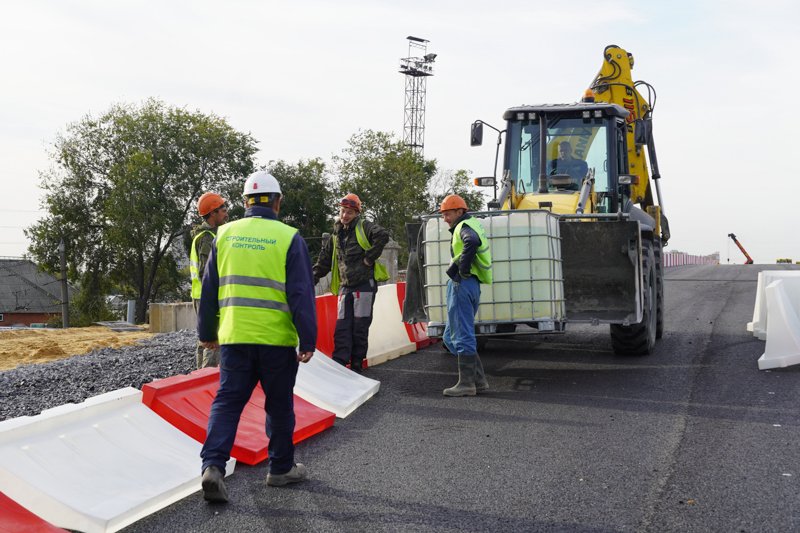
[315,282,436,368]
[0,282,431,532]
[662,251,719,268]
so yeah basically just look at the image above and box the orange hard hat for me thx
[339,193,362,212]
[198,192,225,217]
[439,194,468,212]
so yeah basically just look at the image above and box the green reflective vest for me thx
[452,217,493,284]
[330,219,389,294]
[190,229,215,299]
[215,217,299,346]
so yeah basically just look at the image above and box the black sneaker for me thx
[267,463,307,486]
[202,466,229,503]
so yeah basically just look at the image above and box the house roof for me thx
[0,258,76,314]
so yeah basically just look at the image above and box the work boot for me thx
[267,463,307,487]
[201,466,229,503]
[475,354,489,393]
[443,354,477,397]
[350,357,364,374]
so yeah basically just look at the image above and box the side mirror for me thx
[470,122,484,147]
[473,177,495,187]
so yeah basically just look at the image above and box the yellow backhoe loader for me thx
[406,45,669,356]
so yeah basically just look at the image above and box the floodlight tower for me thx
[399,36,436,156]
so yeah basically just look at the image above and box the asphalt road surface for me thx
[127,264,799,533]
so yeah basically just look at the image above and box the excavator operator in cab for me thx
[551,141,588,189]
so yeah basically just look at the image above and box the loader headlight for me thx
[618,174,640,185]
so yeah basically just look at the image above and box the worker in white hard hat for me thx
[196,170,317,503]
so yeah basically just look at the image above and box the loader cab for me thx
[502,103,630,214]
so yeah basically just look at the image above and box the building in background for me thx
[0,258,75,327]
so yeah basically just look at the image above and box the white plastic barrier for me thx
[0,388,235,533]
[294,351,380,418]
[747,271,800,339]
[366,284,416,367]
[758,279,800,370]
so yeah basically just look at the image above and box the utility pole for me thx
[399,36,436,156]
[58,238,69,328]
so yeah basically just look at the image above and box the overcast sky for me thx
[1,0,798,264]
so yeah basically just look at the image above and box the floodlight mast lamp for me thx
[399,36,435,157]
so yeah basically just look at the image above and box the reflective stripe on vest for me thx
[190,229,214,299]
[215,217,299,346]
[451,217,493,284]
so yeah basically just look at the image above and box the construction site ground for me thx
[0,326,153,371]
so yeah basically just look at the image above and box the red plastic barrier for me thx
[315,293,339,357]
[141,368,335,465]
[0,491,66,532]
[396,282,437,349]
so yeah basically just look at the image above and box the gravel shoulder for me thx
[0,330,195,421]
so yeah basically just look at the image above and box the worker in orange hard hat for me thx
[312,192,389,373]
[439,194,493,397]
[190,192,228,368]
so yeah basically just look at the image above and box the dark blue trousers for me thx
[201,344,298,475]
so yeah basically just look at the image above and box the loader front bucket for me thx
[559,219,641,324]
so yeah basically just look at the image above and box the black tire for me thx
[610,239,657,356]
[654,238,664,339]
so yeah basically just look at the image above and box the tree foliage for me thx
[26,99,257,322]
[333,130,436,251]
[428,168,486,212]
[267,158,335,258]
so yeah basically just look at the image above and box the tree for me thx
[26,99,257,323]
[333,130,436,256]
[267,158,336,258]
[428,168,486,212]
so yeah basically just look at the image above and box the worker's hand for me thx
[459,267,472,279]
[446,262,460,282]
[201,340,220,350]
[297,351,314,363]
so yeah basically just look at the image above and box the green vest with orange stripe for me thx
[215,217,299,346]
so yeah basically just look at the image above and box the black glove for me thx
[446,262,460,282]
[459,266,472,279]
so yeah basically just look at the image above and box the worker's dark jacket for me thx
[313,216,389,289]
[197,205,317,353]
[449,213,481,279]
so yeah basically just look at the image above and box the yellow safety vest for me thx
[329,219,389,294]
[452,217,493,284]
[215,217,299,346]
[190,229,214,299]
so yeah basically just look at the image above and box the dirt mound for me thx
[0,326,154,371]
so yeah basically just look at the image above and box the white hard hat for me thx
[243,171,281,196]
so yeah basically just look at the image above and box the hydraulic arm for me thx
[728,233,754,264]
